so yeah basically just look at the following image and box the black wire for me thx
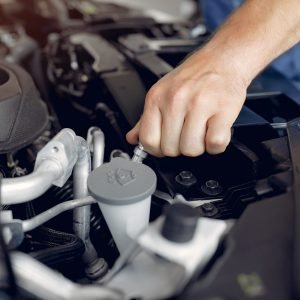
[29,227,85,270]
[95,102,130,152]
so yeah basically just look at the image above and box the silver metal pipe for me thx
[1,160,62,205]
[22,197,95,232]
[1,128,78,205]
[73,137,98,265]
[11,252,123,300]
[90,127,105,170]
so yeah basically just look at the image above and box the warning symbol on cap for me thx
[107,168,136,186]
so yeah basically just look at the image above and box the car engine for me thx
[0,1,299,299]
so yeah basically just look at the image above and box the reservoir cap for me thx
[87,157,157,206]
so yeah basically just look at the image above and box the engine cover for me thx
[0,61,49,154]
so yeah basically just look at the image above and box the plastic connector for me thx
[34,129,78,187]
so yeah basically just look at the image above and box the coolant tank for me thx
[87,157,156,254]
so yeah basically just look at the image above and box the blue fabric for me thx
[200,0,300,90]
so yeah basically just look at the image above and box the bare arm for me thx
[127,0,300,157]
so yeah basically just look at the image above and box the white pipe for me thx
[11,252,123,300]
[0,160,62,205]
[87,127,105,170]
[73,137,98,265]
[22,196,95,232]
[92,128,105,170]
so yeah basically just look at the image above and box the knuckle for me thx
[180,145,205,157]
[193,92,215,107]
[146,85,162,105]
[169,85,188,104]
[139,135,158,151]
[161,145,180,157]
[206,135,229,153]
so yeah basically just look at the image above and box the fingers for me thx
[126,120,140,145]
[127,105,237,157]
[127,85,164,156]
[138,106,163,157]
[179,108,207,157]
[160,113,185,156]
[205,110,238,154]
[160,92,187,156]
[126,69,246,157]
[126,109,163,157]
[127,106,239,157]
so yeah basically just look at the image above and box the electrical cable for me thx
[29,227,85,269]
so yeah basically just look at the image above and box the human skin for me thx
[126,0,300,157]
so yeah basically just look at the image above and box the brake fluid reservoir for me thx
[87,157,156,254]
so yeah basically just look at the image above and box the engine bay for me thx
[0,1,299,299]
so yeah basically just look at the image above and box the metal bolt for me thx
[206,180,219,188]
[201,180,222,196]
[201,203,218,217]
[175,170,197,187]
[179,171,193,181]
[202,203,215,212]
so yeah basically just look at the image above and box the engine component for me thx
[2,126,107,279]
[1,129,79,205]
[72,135,104,280]
[0,26,38,63]
[1,211,23,249]
[29,227,85,271]
[103,204,229,299]
[161,203,198,243]
[11,252,124,300]
[1,2,300,299]
[0,221,16,298]
[35,128,79,187]
[1,159,62,205]
[87,127,105,170]
[47,32,147,126]
[88,157,157,254]
[22,197,95,233]
[132,143,148,163]
[0,61,48,154]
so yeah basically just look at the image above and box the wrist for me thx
[193,46,253,90]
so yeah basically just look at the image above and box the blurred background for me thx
[94,0,198,19]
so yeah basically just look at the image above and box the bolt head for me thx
[201,202,218,217]
[206,180,219,188]
[201,180,222,196]
[175,170,197,187]
[179,171,193,181]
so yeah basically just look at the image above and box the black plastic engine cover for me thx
[0,61,49,154]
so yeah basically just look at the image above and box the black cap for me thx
[161,203,198,243]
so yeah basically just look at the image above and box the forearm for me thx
[199,0,300,86]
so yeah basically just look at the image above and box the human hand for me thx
[126,50,249,157]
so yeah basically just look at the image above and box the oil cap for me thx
[161,203,198,243]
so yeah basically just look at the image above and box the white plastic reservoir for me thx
[87,157,157,254]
